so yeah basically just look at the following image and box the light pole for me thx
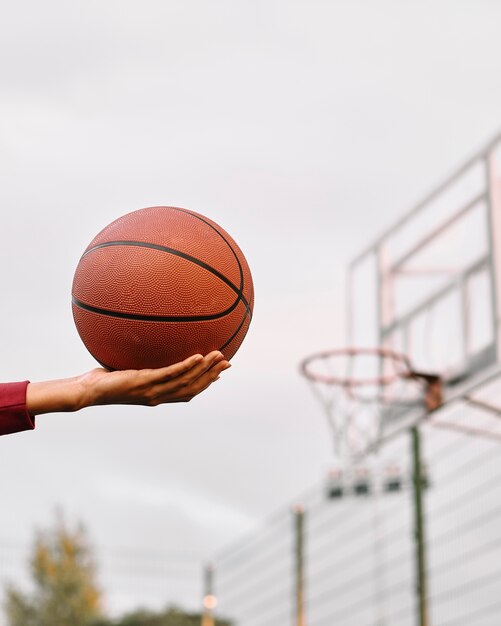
[202,563,217,626]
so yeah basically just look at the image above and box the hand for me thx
[26,352,231,416]
[80,351,230,407]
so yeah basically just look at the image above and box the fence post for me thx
[293,505,307,626]
[411,426,429,626]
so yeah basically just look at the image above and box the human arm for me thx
[0,351,229,436]
[26,351,230,415]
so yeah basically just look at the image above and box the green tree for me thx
[4,517,103,626]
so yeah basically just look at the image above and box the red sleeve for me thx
[0,381,35,436]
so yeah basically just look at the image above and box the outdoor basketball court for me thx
[2,4,501,625]
[208,133,501,626]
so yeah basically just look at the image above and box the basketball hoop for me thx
[300,347,442,461]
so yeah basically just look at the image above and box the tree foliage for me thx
[4,517,232,626]
[4,517,103,626]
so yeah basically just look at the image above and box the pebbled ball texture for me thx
[72,206,254,370]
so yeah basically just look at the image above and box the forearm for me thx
[26,377,87,416]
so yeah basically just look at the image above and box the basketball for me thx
[72,206,254,371]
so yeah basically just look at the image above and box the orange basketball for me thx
[72,206,254,370]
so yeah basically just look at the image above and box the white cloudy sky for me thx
[1,0,501,616]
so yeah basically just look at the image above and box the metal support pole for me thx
[202,563,216,626]
[293,505,307,626]
[411,426,429,626]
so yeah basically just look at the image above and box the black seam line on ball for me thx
[170,208,245,294]
[82,240,250,311]
[72,295,244,323]
[219,307,251,351]
[219,282,254,351]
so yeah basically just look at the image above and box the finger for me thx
[180,360,231,395]
[141,351,226,400]
[175,351,226,385]
[146,353,205,383]
[168,366,228,402]
[184,354,230,384]
[155,360,231,401]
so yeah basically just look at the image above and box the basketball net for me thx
[300,348,442,464]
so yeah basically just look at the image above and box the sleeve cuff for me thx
[0,381,35,436]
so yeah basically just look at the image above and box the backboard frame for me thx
[347,133,501,394]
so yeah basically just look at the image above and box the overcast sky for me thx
[1,0,501,617]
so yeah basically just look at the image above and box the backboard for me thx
[349,134,501,390]
[345,133,501,447]
[301,133,501,460]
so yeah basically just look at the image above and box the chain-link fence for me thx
[213,390,501,626]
